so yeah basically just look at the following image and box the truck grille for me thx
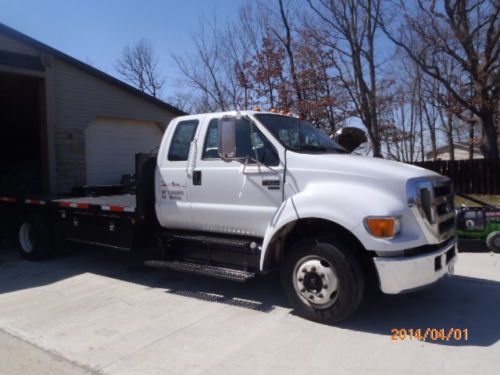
[408,178,455,242]
[420,179,455,241]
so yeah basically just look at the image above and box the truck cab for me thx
[153,110,457,323]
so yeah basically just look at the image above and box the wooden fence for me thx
[411,159,500,195]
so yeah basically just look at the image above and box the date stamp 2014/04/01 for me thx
[391,328,469,342]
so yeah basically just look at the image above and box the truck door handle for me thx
[262,179,280,190]
[193,170,202,185]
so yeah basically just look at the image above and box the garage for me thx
[0,72,45,195]
[85,118,163,185]
[0,23,184,194]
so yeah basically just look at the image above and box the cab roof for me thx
[176,110,296,120]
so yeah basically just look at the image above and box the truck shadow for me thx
[0,243,499,347]
[337,275,500,347]
[0,242,285,313]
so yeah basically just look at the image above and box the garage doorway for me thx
[85,118,163,185]
[0,72,45,195]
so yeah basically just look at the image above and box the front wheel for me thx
[280,237,364,323]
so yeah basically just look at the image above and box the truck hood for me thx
[286,152,441,183]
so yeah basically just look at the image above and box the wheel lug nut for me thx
[323,285,328,289]
[298,277,303,282]
[302,268,307,273]
[311,267,316,272]
[309,295,314,300]
[320,273,325,278]
[301,288,306,293]
[318,294,324,298]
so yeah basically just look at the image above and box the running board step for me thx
[168,233,261,251]
[144,260,256,282]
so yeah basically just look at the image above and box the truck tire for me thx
[17,214,51,260]
[280,236,364,324]
[486,231,500,253]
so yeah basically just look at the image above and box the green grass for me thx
[455,194,500,207]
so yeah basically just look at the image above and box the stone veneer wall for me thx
[55,128,86,192]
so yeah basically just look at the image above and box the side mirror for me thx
[218,116,237,161]
[334,127,367,153]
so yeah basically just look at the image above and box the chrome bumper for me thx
[373,238,458,294]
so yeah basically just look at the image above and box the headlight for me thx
[364,216,401,238]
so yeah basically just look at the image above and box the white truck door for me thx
[156,119,200,230]
[189,117,284,237]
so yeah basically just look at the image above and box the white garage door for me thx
[85,118,163,185]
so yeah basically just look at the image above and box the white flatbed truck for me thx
[0,110,457,323]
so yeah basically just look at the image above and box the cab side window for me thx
[202,118,279,166]
[168,120,199,161]
[202,120,220,159]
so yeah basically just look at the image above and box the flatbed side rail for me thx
[1,195,135,215]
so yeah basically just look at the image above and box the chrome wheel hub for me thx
[294,256,339,308]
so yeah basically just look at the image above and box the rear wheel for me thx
[486,231,500,253]
[280,236,364,324]
[17,215,51,260]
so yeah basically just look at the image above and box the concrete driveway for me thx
[0,244,499,375]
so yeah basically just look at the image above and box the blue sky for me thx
[0,0,244,98]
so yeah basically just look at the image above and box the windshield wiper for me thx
[299,145,328,151]
[292,144,341,152]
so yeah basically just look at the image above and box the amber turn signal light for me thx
[364,217,401,238]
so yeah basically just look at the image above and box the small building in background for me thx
[0,23,184,195]
[425,143,484,161]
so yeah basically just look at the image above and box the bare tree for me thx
[116,39,164,98]
[239,2,281,108]
[378,0,500,159]
[271,0,303,107]
[172,0,497,163]
[222,20,254,109]
[306,0,387,157]
[173,15,235,111]
[421,75,440,160]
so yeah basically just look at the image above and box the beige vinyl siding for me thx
[52,59,173,128]
[0,33,39,55]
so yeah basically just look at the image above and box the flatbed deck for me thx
[1,153,157,253]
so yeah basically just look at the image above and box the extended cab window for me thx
[202,120,219,159]
[202,118,279,166]
[168,120,199,161]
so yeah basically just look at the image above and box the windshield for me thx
[254,114,346,154]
